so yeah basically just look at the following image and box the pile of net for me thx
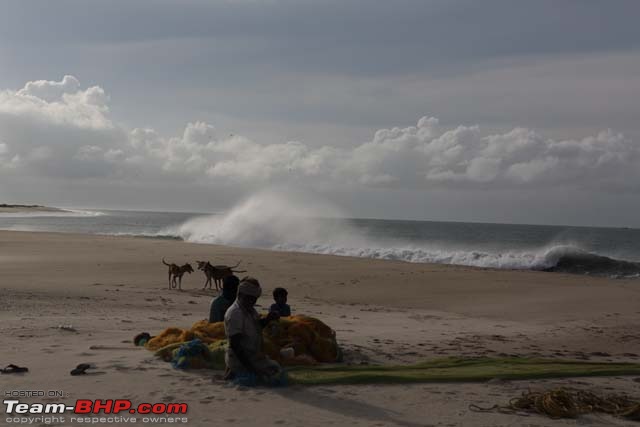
[144,315,340,369]
[470,387,640,421]
[286,357,640,385]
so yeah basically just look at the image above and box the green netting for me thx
[287,357,640,385]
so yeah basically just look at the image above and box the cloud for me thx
[121,115,640,193]
[350,120,639,190]
[17,75,81,102]
[1,76,639,193]
[0,76,124,178]
[1,76,111,130]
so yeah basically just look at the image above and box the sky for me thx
[1,0,639,227]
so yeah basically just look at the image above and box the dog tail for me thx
[231,260,242,269]
[162,258,170,266]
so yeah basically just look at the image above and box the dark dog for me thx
[196,260,246,291]
[162,258,194,290]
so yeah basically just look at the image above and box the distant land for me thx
[0,204,66,213]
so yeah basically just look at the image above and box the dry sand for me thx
[1,230,640,426]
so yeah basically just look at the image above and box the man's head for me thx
[222,274,240,300]
[273,287,288,305]
[237,276,261,310]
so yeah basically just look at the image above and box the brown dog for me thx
[196,260,246,291]
[162,258,194,290]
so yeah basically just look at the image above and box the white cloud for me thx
[17,75,81,102]
[1,76,111,130]
[1,76,639,194]
[466,157,501,183]
[339,119,639,190]
[0,76,123,178]
[506,156,558,183]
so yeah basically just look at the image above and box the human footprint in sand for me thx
[224,277,284,386]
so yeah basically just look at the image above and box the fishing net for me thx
[145,314,341,367]
[470,386,640,421]
[287,357,640,385]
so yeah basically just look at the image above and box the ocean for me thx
[1,203,640,279]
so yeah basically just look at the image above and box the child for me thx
[270,287,291,317]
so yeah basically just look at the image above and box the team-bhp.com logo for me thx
[4,399,188,424]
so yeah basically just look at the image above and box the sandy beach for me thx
[2,230,640,426]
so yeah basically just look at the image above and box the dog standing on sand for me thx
[196,260,245,291]
[162,258,194,290]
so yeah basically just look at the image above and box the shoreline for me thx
[3,228,639,281]
[2,230,640,425]
[1,228,638,318]
[0,204,67,213]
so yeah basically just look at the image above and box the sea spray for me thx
[160,191,640,277]
[2,195,638,278]
[161,189,363,249]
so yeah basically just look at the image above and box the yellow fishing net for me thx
[145,315,340,366]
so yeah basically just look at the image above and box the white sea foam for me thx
[0,208,106,218]
[63,208,107,217]
[269,242,573,271]
[159,190,603,272]
[99,231,180,239]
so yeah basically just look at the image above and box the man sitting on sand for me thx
[224,277,283,385]
[209,275,239,323]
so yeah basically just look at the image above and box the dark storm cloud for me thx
[2,0,639,76]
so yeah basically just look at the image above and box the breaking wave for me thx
[540,247,640,277]
[160,191,640,278]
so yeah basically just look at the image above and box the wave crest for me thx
[160,191,640,278]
